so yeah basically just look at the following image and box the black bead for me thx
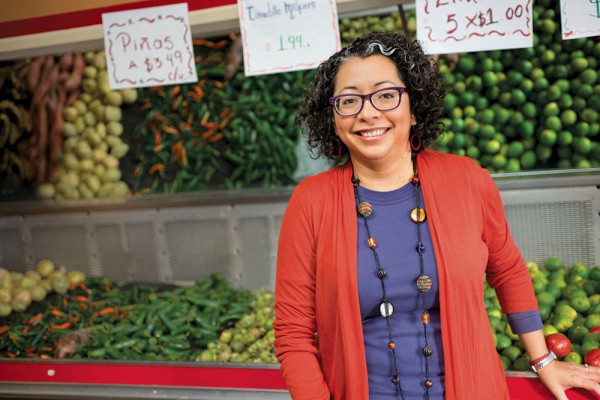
[423,345,433,357]
[416,242,425,254]
[377,268,387,279]
[391,374,399,385]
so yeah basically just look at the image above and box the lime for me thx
[520,120,535,138]
[573,137,592,155]
[474,96,489,110]
[540,19,556,35]
[443,93,457,111]
[478,109,495,125]
[571,296,591,314]
[573,97,587,113]
[583,281,598,296]
[543,102,560,117]
[449,107,463,119]
[580,69,598,85]
[574,159,592,169]
[581,108,599,123]
[539,303,551,320]
[466,76,483,92]
[466,145,480,159]
[559,93,574,109]
[585,313,600,329]
[581,340,600,356]
[555,79,571,93]
[568,263,590,279]
[558,131,574,146]
[540,49,556,64]
[450,133,467,149]
[499,355,511,371]
[538,131,557,149]
[485,140,501,154]
[520,151,537,169]
[561,110,578,126]
[482,71,498,87]
[546,282,562,299]
[543,324,559,336]
[492,154,507,169]
[545,257,564,272]
[552,314,575,333]
[572,57,589,73]
[547,84,562,101]
[457,55,476,75]
[590,267,600,281]
[496,333,512,350]
[512,356,531,372]
[574,122,590,137]
[577,84,594,99]
[507,141,525,158]
[545,116,562,132]
[536,144,553,162]
[554,303,578,321]
[537,291,557,308]
[563,352,582,364]
[505,324,519,341]
[534,77,549,91]
[531,67,545,80]
[501,345,522,362]
[517,59,533,75]
[511,89,527,106]
[494,108,511,125]
[463,105,477,118]
[568,324,590,344]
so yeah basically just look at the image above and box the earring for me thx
[410,135,422,152]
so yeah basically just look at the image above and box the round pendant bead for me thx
[416,275,433,292]
[367,237,378,249]
[425,379,433,388]
[380,301,394,318]
[377,268,387,279]
[388,341,396,350]
[423,345,433,357]
[410,207,427,223]
[411,175,420,185]
[421,311,431,324]
[358,201,373,217]
[391,374,399,385]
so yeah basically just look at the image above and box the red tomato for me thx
[589,326,600,333]
[545,333,572,358]
[585,349,600,367]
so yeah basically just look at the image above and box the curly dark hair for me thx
[296,31,446,161]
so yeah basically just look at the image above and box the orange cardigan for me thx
[273,149,540,399]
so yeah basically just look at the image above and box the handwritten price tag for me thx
[416,0,533,54]
[102,3,198,89]
[237,0,341,76]
[560,0,600,40]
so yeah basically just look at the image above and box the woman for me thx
[273,31,600,399]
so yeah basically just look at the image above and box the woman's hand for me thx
[537,360,600,399]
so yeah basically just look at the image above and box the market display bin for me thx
[0,360,597,400]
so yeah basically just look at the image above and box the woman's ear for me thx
[411,114,417,126]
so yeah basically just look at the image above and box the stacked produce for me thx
[0,259,85,318]
[0,271,253,361]
[432,2,600,172]
[130,37,310,192]
[486,258,600,370]
[35,50,138,200]
[197,288,276,363]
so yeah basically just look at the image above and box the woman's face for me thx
[332,55,414,168]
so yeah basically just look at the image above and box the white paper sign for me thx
[102,3,198,89]
[416,0,533,55]
[560,0,600,40]
[237,0,341,76]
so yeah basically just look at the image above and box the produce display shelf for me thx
[0,359,596,400]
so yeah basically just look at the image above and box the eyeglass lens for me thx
[335,88,402,116]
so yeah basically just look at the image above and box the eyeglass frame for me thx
[328,86,408,116]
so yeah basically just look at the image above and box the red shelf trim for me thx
[0,0,237,40]
[0,362,287,390]
[0,361,596,399]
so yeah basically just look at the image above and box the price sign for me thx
[416,0,533,54]
[560,0,600,40]
[102,3,197,89]
[237,0,341,76]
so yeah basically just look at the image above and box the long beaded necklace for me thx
[351,152,434,399]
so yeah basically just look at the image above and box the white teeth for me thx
[360,129,386,137]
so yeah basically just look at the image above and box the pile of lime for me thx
[433,0,600,172]
[485,257,600,371]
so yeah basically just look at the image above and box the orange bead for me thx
[421,312,431,324]
[367,237,377,249]
[388,341,396,350]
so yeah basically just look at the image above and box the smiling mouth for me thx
[357,128,388,138]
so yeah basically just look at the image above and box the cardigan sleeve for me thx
[480,168,540,315]
[273,184,331,399]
